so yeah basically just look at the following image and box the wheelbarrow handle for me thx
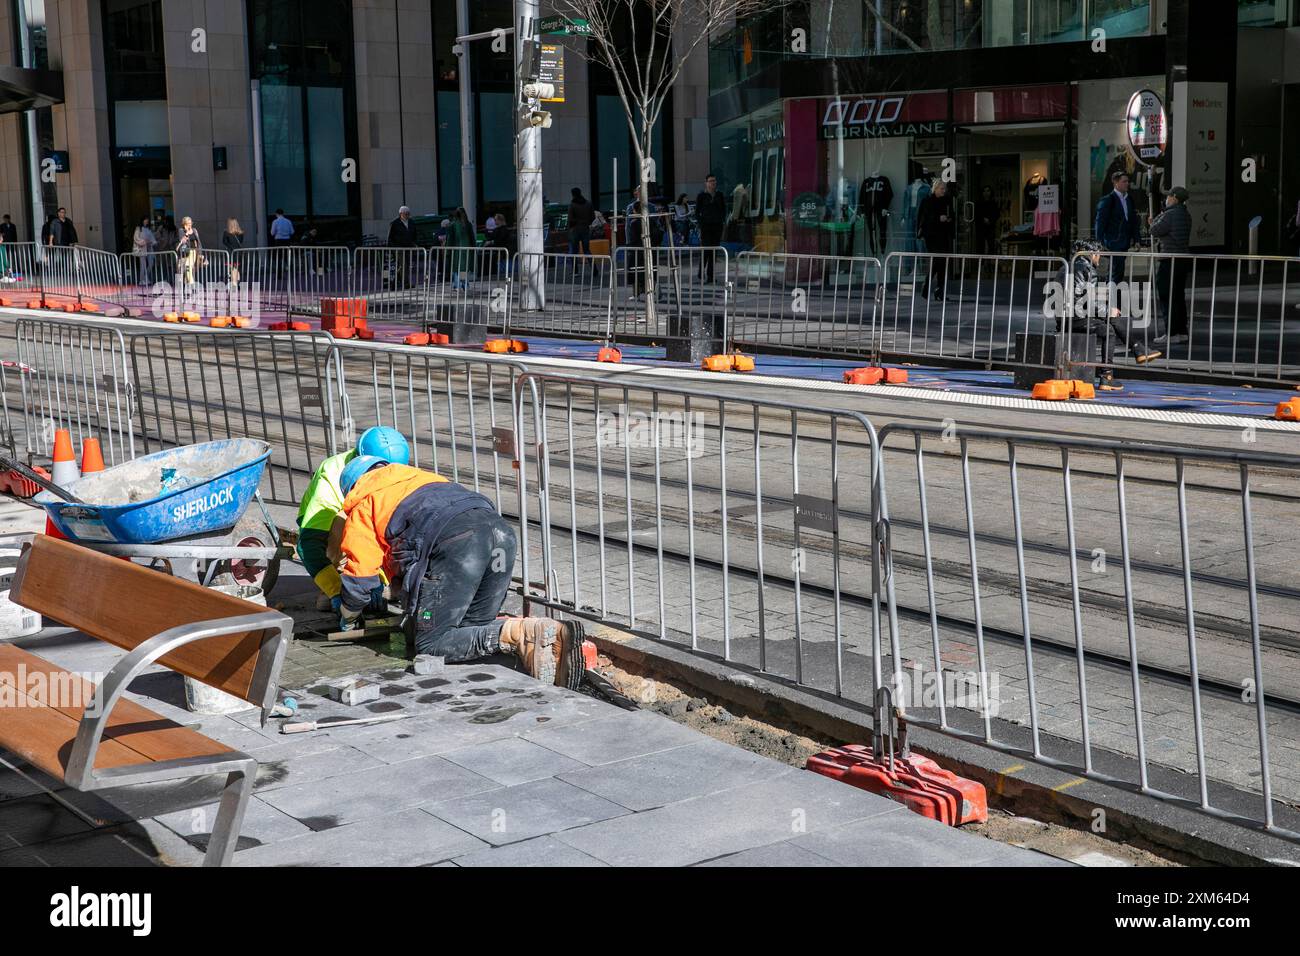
[0,454,85,504]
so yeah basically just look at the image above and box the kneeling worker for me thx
[335,455,585,688]
[297,426,411,610]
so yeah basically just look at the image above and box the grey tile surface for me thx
[233,808,488,867]
[524,708,701,765]
[154,796,314,854]
[424,777,629,846]
[258,754,501,830]
[557,770,905,867]
[559,736,791,811]
[440,736,590,786]
[450,835,609,867]
[697,841,840,867]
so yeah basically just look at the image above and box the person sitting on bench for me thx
[334,456,585,688]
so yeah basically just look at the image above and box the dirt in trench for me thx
[586,654,1180,868]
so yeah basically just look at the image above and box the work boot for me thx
[498,617,585,690]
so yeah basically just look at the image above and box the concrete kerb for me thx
[580,621,1300,867]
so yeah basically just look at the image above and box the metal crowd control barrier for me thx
[876,422,1300,840]
[39,245,79,306]
[286,245,352,317]
[878,252,1065,370]
[0,242,41,300]
[128,330,341,505]
[352,246,428,324]
[12,317,135,465]
[323,339,527,514]
[731,252,880,357]
[610,245,729,345]
[505,251,612,340]
[1063,250,1300,387]
[74,247,127,313]
[428,246,510,334]
[232,246,291,315]
[511,369,897,700]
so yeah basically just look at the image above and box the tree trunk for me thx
[637,126,657,330]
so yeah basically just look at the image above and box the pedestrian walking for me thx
[567,187,595,257]
[175,216,202,294]
[40,214,54,247]
[51,207,78,246]
[1149,186,1192,344]
[974,186,999,256]
[695,175,727,281]
[222,218,244,287]
[1094,171,1141,284]
[446,207,475,290]
[132,216,156,285]
[917,179,955,299]
[0,214,17,278]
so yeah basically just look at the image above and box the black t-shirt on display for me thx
[858,176,894,217]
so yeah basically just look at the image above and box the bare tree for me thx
[549,0,779,328]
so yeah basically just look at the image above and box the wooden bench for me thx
[0,534,293,866]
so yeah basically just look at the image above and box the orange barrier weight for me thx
[356,328,375,341]
[404,333,431,346]
[844,367,884,385]
[81,302,100,313]
[1070,379,1095,400]
[429,333,450,345]
[163,312,181,323]
[807,744,988,827]
[1032,379,1094,401]
[182,311,201,323]
[485,339,528,353]
[702,353,755,372]
[25,300,41,310]
[597,347,622,363]
[209,316,232,328]
[1276,398,1300,421]
[231,316,252,328]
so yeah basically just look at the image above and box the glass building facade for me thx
[707,0,1299,256]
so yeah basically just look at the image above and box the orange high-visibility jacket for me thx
[337,463,495,611]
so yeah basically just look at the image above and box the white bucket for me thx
[0,548,41,640]
[183,583,265,715]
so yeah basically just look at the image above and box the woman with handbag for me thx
[175,216,202,294]
[223,218,244,288]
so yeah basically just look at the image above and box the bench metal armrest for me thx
[64,610,291,789]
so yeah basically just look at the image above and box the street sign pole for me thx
[517,0,545,310]
[456,0,477,231]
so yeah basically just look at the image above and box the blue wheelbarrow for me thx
[31,438,290,593]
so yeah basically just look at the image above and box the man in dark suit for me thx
[1093,171,1141,284]
[387,205,417,288]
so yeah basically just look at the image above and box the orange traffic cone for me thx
[80,438,105,475]
[51,429,80,486]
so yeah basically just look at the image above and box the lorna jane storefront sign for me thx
[817,91,948,140]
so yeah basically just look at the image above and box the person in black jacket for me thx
[387,206,417,288]
[0,215,17,244]
[974,186,999,256]
[916,180,955,299]
[51,207,78,246]
[695,174,727,281]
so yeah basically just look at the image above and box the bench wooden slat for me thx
[0,645,234,767]
[0,678,143,778]
[10,536,273,703]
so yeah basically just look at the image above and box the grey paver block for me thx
[425,778,629,846]
[0,794,93,849]
[0,825,157,867]
[254,744,385,793]
[233,807,488,866]
[524,708,701,765]
[791,811,1062,866]
[559,736,792,811]
[154,796,313,853]
[557,769,904,866]
[697,841,839,867]
[440,736,591,786]
[450,835,610,867]
[258,754,502,829]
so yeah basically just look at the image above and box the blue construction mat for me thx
[514,337,1298,418]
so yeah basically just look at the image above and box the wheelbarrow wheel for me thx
[217,512,281,596]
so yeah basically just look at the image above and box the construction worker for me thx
[334,456,585,688]
[297,426,411,611]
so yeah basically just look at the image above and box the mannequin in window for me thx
[901,167,931,256]
[858,170,894,256]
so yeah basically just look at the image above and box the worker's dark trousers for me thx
[409,510,517,659]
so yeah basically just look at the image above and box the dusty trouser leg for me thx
[410,510,517,660]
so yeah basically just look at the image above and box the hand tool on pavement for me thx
[324,614,403,642]
[280,712,412,735]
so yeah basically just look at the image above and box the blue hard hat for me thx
[340,455,387,497]
[356,426,410,466]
